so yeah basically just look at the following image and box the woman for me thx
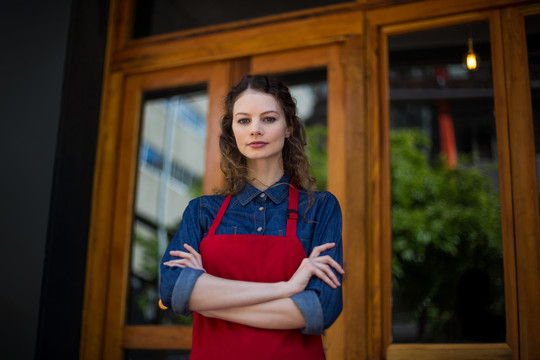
[160,75,344,359]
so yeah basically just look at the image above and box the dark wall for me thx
[0,1,108,359]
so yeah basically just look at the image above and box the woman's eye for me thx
[237,118,249,124]
[264,117,276,123]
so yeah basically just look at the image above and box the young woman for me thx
[160,75,344,359]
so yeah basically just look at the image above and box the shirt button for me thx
[259,207,264,211]
[260,193,265,198]
[257,227,263,232]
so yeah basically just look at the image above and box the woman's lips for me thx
[248,141,267,148]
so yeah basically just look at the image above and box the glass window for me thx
[128,86,208,326]
[388,22,506,343]
[278,70,328,190]
[525,15,540,216]
[133,0,352,38]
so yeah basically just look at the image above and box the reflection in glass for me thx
[128,87,208,326]
[388,22,505,343]
[279,70,328,190]
[525,15,540,216]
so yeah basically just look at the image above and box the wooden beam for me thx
[122,326,192,349]
[80,71,125,360]
[387,343,512,360]
[110,11,362,74]
[366,0,532,26]
[327,36,368,360]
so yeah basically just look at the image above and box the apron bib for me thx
[191,185,325,359]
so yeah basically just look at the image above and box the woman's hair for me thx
[218,75,316,195]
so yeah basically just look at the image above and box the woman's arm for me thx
[187,272,296,311]
[160,199,205,313]
[297,192,344,332]
[164,243,343,313]
[200,298,305,330]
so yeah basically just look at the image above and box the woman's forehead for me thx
[233,89,282,112]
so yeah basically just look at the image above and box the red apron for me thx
[191,185,325,359]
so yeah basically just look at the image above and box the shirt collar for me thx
[235,174,290,206]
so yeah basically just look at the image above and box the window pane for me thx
[388,22,506,343]
[525,15,540,220]
[128,86,208,326]
[133,0,352,38]
[278,70,328,190]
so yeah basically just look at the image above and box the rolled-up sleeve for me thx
[171,267,205,315]
[298,193,344,334]
[159,198,203,315]
[291,290,324,334]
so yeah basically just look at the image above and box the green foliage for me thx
[391,129,503,341]
[306,125,328,190]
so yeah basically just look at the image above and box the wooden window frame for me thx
[500,4,540,360]
[82,62,233,360]
[365,1,540,359]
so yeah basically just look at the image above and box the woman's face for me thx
[232,89,291,165]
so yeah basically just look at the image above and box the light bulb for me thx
[463,38,479,71]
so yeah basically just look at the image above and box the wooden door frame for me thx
[251,40,367,359]
[365,1,540,359]
[82,61,233,360]
[81,1,365,358]
[500,4,540,360]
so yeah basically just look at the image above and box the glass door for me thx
[387,21,506,344]
[101,62,230,359]
[373,10,521,360]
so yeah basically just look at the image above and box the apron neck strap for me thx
[286,184,299,238]
[208,195,231,236]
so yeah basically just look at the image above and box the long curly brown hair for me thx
[218,75,316,195]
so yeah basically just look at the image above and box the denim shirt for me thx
[159,175,343,335]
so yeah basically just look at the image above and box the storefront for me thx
[82,1,540,359]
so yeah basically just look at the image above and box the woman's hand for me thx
[287,243,344,294]
[163,243,205,272]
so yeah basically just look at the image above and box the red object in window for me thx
[437,99,457,168]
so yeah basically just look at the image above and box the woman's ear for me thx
[286,126,293,138]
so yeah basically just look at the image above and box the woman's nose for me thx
[250,121,263,136]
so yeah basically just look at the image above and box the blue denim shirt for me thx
[159,175,343,335]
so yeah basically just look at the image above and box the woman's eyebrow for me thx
[234,110,279,117]
[260,110,279,116]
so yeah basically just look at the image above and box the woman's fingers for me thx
[318,255,345,275]
[300,260,338,289]
[311,260,340,288]
[166,244,204,271]
[169,250,191,258]
[293,257,341,289]
[163,259,189,268]
[309,242,336,258]
[183,244,201,259]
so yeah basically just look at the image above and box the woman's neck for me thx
[246,159,284,191]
